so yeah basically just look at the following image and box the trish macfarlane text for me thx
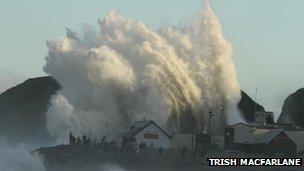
[207,158,302,166]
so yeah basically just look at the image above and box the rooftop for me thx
[123,120,171,138]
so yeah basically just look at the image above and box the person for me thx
[69,132,76,145]
[138,142,143,155]
[76,137,81,145]
[181,146,187,161]
[86,137,91,145]
[143,142,147,149]
[143,142,147,157]
[158,146,163,157]
[199,149,206,161]
[101,136,107,144]
[82,134,88,145]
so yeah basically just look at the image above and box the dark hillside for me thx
[0,77,60,143]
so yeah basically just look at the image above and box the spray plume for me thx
[44,1,243,141]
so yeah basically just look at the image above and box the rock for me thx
[0,76,60,143]
[238,91,265,122]
[278,88,304,126]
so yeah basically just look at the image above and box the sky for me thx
[0,0,303,119]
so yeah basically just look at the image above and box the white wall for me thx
[232,123,253,143]
[134,123,170,149]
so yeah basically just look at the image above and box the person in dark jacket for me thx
[158,146,163,157]
[69,132,76,145]
[181,146,187,161]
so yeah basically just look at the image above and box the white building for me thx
[119,120,171,149]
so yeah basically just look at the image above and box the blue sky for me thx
[0,0,303,118]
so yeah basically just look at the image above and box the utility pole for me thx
[254,88,258,113]
[208,111,215,135]
[208,106,223,147]
[208,106,223,135]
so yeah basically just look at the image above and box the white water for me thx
[44,0,243,141]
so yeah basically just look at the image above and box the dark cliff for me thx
[0,76,60,143]
[238,91,265,122]
[278,88,304,126]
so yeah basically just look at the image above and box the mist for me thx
[0,138,46,171]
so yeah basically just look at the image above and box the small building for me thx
[262,130,297,153]
[224,122,304,154]
[119,120,171,149]
[254,111,275,125]
[283,130,304,153]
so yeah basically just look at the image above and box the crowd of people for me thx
[69,132,92,145]
[69,132,115,146]
[68,132,206,162]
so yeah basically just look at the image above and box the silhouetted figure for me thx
[76,137,81,145]
[101,136,107,144]
[158,146,163,157]
[181,146,187,161]
[86,137,91,145]
[69,132,76,145]
[138,142,144,155]
[143,142,147,156]
[143,142,147,149]
[199,149,206,161]
[82,134,91,145]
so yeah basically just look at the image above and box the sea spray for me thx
[44,1,243,141]
[0,138,46,171]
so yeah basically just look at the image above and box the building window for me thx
[276,137,289,143]
[144,133,159,139]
